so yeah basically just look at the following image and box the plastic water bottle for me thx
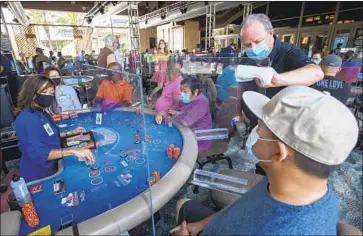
[10,174,32,206]
[10,174,40,227]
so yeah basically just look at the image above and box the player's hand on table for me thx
[168,109,181,116]
[155,112,163,125]
[170,221,192,236]
[72,149,95,165]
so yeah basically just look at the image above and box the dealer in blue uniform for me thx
[14,75,96,183]
[237,14,324,175]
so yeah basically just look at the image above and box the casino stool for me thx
[210,169,264,210]
[0,210,22,235]
[337,223,362,236]
[193,139,232,194]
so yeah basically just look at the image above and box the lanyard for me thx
[34,110,60,136]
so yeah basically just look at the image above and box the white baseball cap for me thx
[243,86,359,165]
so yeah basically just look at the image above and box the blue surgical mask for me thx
[311,59,321,65]
[246,40,271,61]
[181,92,191,104]
[245,126,285,165]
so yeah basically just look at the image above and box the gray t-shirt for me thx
[202,178,338,235]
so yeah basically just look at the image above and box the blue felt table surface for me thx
[20,110,183,235]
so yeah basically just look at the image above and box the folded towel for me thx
[234,65,275,86]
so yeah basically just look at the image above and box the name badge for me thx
[44,123,54,136]
[96,113,102,125]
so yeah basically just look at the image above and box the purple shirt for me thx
[155,75,182,112]
[172,93,212,152]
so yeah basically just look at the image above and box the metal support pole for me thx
[243,3,253,21]
[296,1,305,47]
[128,2,141,75]
[266,2,270,16]
[327,1,341,50]
[110,17,114,35]
[205,2,215,50]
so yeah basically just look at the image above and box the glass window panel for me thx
[302,13,335,27]
[252,4,267,14]
[272,18,299,28]
[268,2,301,20]
[338,9,363,23]
[304,2,337,16]
[340,1,363,10]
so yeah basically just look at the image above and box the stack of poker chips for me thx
[21,201,40,227]
[167,144,181,159]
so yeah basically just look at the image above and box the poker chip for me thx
[91,164,100,171]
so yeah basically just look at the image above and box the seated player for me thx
[171,86,358,236]
[14,75,95,183]
[154,62,183,112]
[44,66,82,111]
[311,54,351,104]
[157,77,212,152]
[94,62,132,110]
[216,67,238,102]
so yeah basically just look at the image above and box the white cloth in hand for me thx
[235,65,275,86]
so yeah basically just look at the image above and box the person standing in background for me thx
[97,35,119,68]
[331,43,343,55]
[33,48,52,74]
[311,51,323,65]
[311,55,351,104]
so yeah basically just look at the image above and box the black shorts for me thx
[178,199,216,225]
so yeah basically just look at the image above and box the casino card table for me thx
[20,108,198,235]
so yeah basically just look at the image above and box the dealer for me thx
[238,13,324,175]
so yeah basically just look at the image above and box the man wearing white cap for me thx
[171,86,358,236]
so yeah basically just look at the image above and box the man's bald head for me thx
[168,62,182,80]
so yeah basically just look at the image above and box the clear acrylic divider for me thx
[163,55,272,194]
[53,63,157,235]
[190,169,249,196]
[195,128,229,141]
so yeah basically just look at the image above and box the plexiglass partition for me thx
[21,54,273,235]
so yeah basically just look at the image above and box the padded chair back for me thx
[216,85,242,133]
[337,223,362,236]
[197,74,218,119]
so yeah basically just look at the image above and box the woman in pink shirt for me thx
[155,62,183,113]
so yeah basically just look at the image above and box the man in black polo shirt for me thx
[311,54,351,104]
[237,14,324,176]
[240,14,324,98]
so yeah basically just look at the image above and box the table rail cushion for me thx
[1,211,22,235]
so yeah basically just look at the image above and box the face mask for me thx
[246,40,271,61]
[312,59,321,65]
[35,94,55,108]
[181,92,191,104]
[245,126,285,165]
[51,77,61,86]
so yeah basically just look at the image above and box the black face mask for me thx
[35,94,55,108]
[52,77,61,86]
